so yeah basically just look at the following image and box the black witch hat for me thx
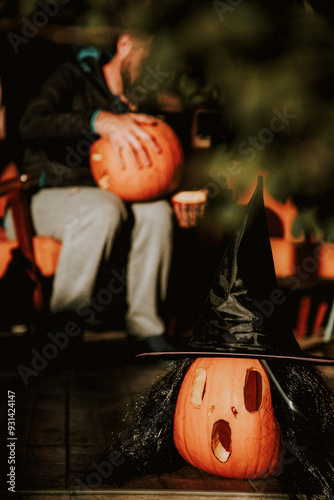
[139,176,334,364]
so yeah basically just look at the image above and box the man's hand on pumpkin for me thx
[93,111,161,169]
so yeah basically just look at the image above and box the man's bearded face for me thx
[121,39,151,96]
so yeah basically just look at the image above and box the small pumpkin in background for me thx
[173,357,283,480]
[90,118,183,202]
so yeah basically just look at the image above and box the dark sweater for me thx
[20,54,128,189]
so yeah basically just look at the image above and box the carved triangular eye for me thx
[244,369,263,413]
[190,368,207,408]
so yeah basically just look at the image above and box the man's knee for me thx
[152,200,173,225]
[88,191,127,229]
[137,201,173,242]
[134,200,173,227]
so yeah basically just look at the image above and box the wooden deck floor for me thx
[0,329,333,500]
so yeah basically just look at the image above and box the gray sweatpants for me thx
[6,186,173,339]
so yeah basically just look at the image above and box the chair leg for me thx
[324,298,334,343]
[295,295,312,338]
[9,187,44,313]
[312,301,329,337]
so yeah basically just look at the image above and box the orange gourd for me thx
[173,357,283,480]
[90,119,183,202]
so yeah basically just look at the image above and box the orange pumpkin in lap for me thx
[90,119,183,202]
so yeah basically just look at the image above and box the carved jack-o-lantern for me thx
[173,357,283,480]
[90,119,183,202]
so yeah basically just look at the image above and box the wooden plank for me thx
[68,446,114,488]
[72,493,291,500]
[68,372,99,403]
[199,470,255,492]
[12,496,71,500]
[68,372,105,447]
[121,365,167,397]
[27,372,66,448]
[0,372,35,446]
[95,367,134,405]
[22,375,67,489]
[123,474,163,490]
[10,488,298,500]
[28,398,66,446]
[12,390,35,446]
[69,472,95,490]
[0,445,25,490]
[248,478,283,493]
[20,464,66,489]
[159,465,209,491]
[71,472,163,492]
[95,368,134,444]
[69,407,105,446]
[25,445,66,466]
[70,445,105,471]
[9,489,294,500]
[28,371,68,396]
[12,493,292,500]
[96,364,175,450]
[100,400,131,443]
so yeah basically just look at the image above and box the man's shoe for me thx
[143,334,174,353]
[128,334,174,366]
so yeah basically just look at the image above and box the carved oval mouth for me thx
[211,419,231,463]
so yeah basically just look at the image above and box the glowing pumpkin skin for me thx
[173,357,283,480]
[90,119,183,202]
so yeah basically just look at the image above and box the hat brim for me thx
[136,350,334,365]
